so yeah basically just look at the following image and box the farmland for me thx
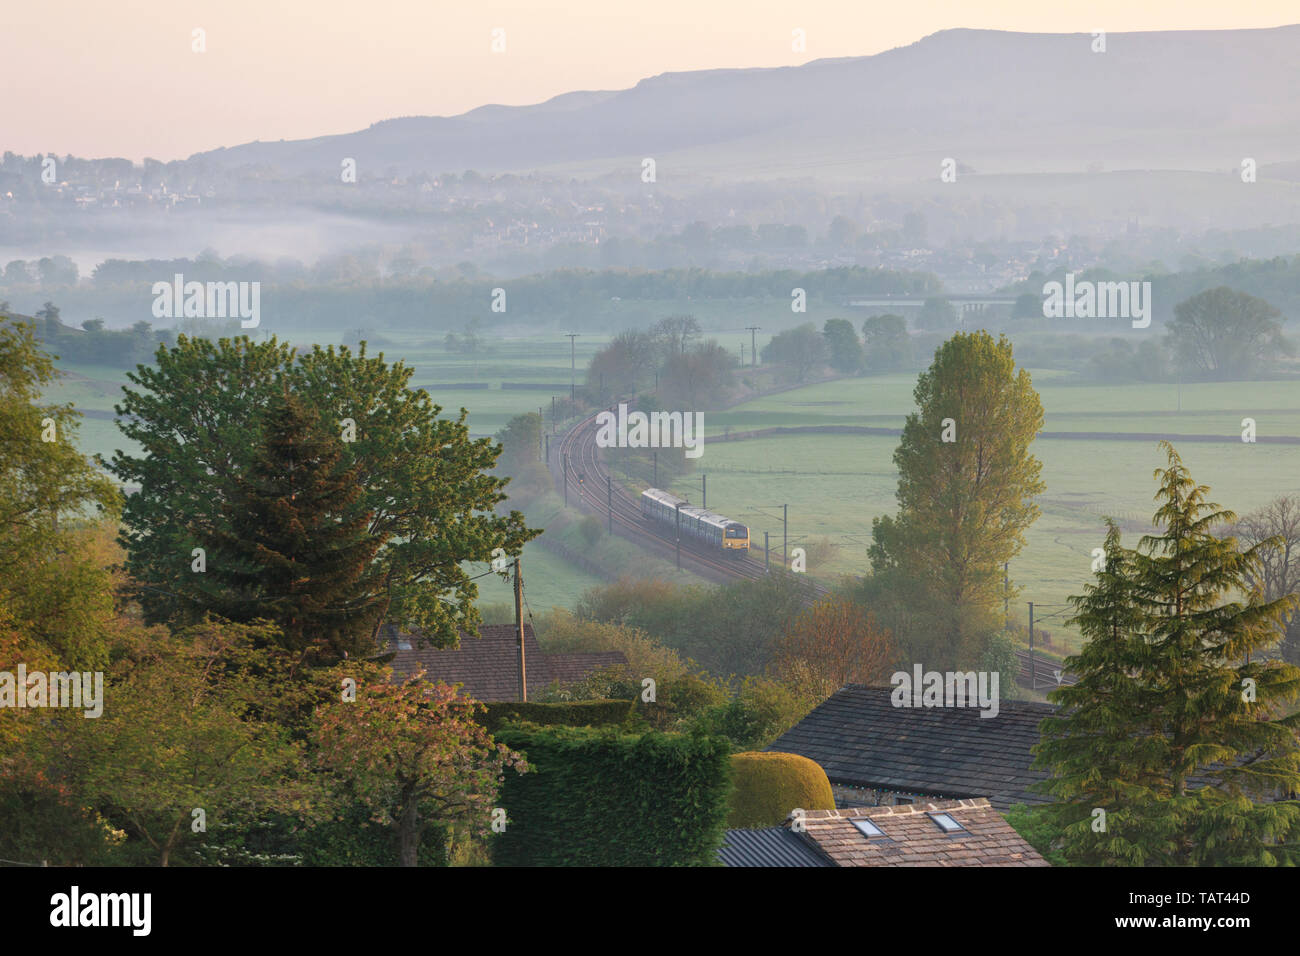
[40,330,1300,650]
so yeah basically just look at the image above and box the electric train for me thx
[640,488,750,557]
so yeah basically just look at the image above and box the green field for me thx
[670,372,1300,653]
[41,334,1300,649]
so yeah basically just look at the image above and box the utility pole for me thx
[551,394,556,429]
[564,332,579,402]
[782,503,788,570]
[764,531,770,573]
[514,558,527,702]
[740,342,745,366]
[745,326,761,367]
[653,449,657,487]
[607,475,613,535]
[1028,602,1035,691]
[538,408,544,460]
[544,433,549,462]
[702,473,706,510]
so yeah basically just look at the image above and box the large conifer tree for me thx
[201,391,385,664]
[1036,443,1300,865]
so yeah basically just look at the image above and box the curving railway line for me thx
[551,406,1069,690]
[554,406,785,586]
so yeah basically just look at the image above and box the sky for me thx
[2,0,1296,161]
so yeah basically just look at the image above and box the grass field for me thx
[41,333,1300,649]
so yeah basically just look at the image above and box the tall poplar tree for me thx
[868,331,1044,667]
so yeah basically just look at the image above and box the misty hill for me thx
[191,26,1300,181]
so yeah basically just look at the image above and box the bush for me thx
[725,752,834,829]
[692,676,813,751]
[578,515,603,547]
[478,698,633,733]
[492,724,732,866]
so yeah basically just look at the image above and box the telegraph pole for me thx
[764,531,770,573]
[653,449,657,487]
[544,433,549,462]
[745,326,761,367]
[607,475,613,534]
[702,473,707,510]
[564,332,579,402]
[514,558,527,702]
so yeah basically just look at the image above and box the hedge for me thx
[479,698,634,734]
[726,752,835,829]
[492,724,733,866]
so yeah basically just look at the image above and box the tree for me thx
[861,314,910,372]
[769,596,896,698]
[585,329,657,404]
[0,317,121,669]
[658,339,735,407]
[650,314,701,358]
[821,319,864,374]
[1231,497,1300,664]
[761,323,828,383]
[77,620,313,866]
[869,332,1044,667]
[311,671,527,866]
[1032,521,1172,864]
[917,297,957,330]
[1035,445,1300,866]
[110,336,537,652]
[201,391,386,664]
[1165,286,1290,381]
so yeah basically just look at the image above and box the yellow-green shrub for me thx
[726,752,835,829]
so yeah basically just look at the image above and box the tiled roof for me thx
[797,798,1049,867]
[718,828,834,868]
[386,624,626,702]
[767,684,1056,811]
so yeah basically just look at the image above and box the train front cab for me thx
[723,522,749,556]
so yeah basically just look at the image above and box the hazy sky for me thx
[3,0,1295,161]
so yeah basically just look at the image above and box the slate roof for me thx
[767,684,1056,811]
[718,828,834,868]
[797,799,1049,867]
[386,624,626,702]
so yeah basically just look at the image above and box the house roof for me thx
[386,624,626,702]
[718,827,834,868]
[795,798,1048,867]
[766,684,1056,811]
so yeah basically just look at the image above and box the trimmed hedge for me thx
[492,724,733,866]
[479,698,633,733]
[726,752,835,829]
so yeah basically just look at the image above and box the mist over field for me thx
[5,8,1300,888]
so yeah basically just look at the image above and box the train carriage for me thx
[640,488,749,557]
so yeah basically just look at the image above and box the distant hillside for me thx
[191,26,1300,181]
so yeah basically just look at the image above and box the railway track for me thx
[555,407,796,586]
[552,406,1071,689]
[1015,649,1076,689]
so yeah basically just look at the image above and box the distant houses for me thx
[384,623,625,702]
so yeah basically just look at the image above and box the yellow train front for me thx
[640,488,749,559]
